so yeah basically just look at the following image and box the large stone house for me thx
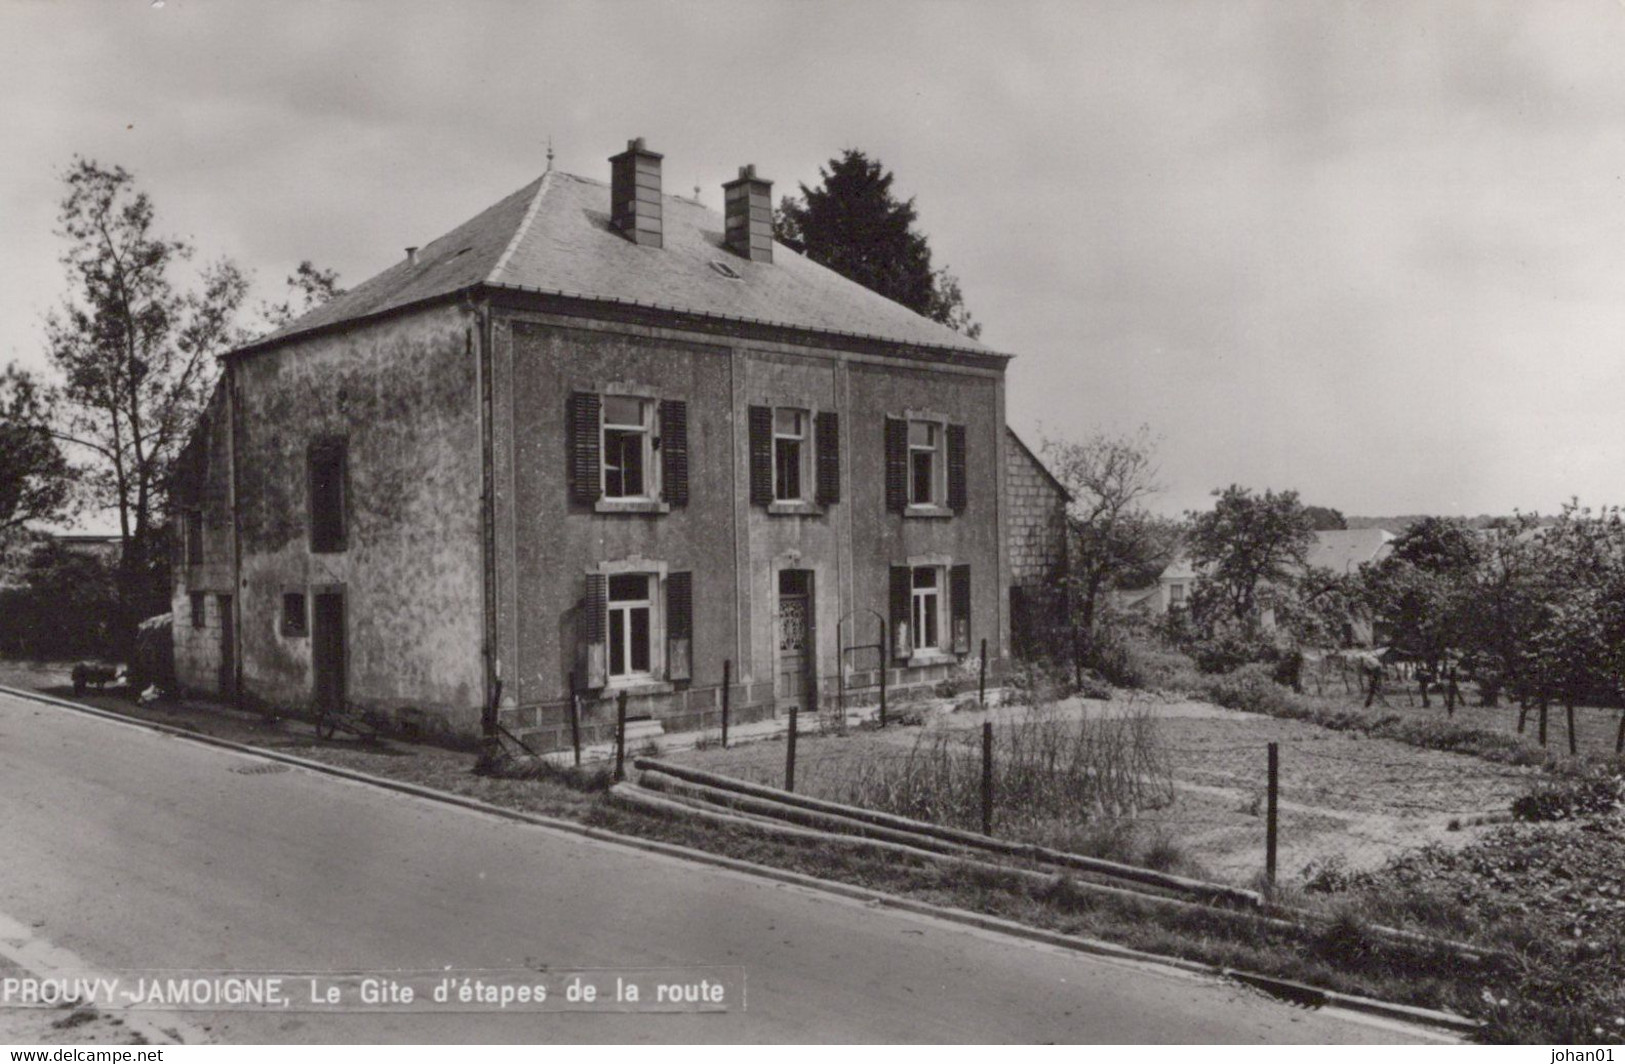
[171,138,1066,747]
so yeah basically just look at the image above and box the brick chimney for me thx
[609,137,663,248]
[723,164,773,263]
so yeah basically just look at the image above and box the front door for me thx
[217,594,235,700]
[311,590,346,712]
[777,570,813,713]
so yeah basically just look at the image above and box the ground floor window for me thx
[911,566,942,652]
[607,573,653,680]
[189,592,206,629]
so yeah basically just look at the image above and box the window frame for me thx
[907,418,946,508]
[600,395,659,503]
[308,438,348,554]
[189,591,206,630]
[911,565,944,654]
[606,573,655,683]
[772,407,811,503]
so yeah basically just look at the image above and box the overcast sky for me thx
[3,0,1622,520]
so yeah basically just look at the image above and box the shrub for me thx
[1188,631,1280,674]
[1074,670,1112,701]
[1511,773,1624,822]
[828,704,1175,836]
[1198,663,1311,718]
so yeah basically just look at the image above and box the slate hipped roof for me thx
[253,170,1002,359]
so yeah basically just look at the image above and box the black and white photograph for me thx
[1,0,1623,1050]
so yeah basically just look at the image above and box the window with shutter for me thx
[889,565,912,660]
[947,424,967,513]
[951,564,971,654]
[667,570,692,681]
[815,411,840,505]
[308,439,347,553]
[748,405,773,505]
[660,400,688,506]
[569,393,602,504]
[884,417,908,513]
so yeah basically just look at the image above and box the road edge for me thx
[0,682,1478,1040]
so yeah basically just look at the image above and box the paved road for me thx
[0,690,1439,1043]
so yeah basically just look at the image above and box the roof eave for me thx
[222,287,480,362]
[478,282,1013,370]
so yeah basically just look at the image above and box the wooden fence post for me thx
[568,669,582,767]
[1566,702,1578,756]
[879,620,888,729]
[786,705,798,792]
[721,659,732,749]
[614,690,628,782]
[1266,742,1279,891]
[981,720,994,836]
[979,637,988,708]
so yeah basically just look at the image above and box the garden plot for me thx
[669,691,1539,887]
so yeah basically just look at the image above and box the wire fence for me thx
[661,697,1540,891]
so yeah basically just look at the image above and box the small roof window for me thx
[709,260,742,280]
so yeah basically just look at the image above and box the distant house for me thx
[1155,528,1394,644]
[170,138,1067,747]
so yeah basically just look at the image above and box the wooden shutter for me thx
[884,417,908,513]
[583,573,608,688]
[568,392,602,504]
[667,571,692,682]
[660,399,689,506]
[815,411,840,505]
[947,423,967,513]
[951,564,972,655]
[748,405,773,506]
[889,565,912,661]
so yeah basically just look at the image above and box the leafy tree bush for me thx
[0,538,120,660]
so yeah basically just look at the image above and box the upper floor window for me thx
[570,391,686,509]
[773,408,809,501]
[602,396,655,501]
[908,420,943,506]
[185,510,204,566]
[749,406,839,510]
[309,439,347,553]
[886,415,966,516]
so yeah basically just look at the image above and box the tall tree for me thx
[775,149,981,339]
[259,260,345,330]
[42,157,250,651]
[0,365,71,541]
[1363,516,1481,690]
[1186,485,1314,634]
[1042,426,1165,655]
[1302,505,1347,531]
